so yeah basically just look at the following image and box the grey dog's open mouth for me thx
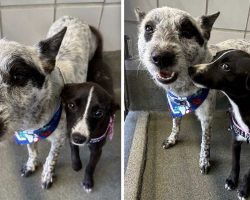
[156,71,178,84]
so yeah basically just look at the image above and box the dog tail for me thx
[90,26,103,60]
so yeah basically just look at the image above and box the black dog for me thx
[61,29,119,192]
[188,49,250,199]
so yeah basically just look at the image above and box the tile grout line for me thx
[0,2,3,38]
[0,2,107,9]
[98,0,105,29]
[205,0,208,15]
[244,4,250,38]
[53,0,57,22]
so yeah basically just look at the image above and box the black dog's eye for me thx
[94,109,104,118]
[220,63,230,71]
[67,103,76,111]
[145,24,153,33]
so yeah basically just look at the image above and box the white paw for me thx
[41,170,54,189]
[237,190,248,200]
[225,183,232,191]
[83,186,92,193]
[199,160,210,174]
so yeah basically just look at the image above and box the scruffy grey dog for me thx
[0,16,98,189]
[135,6,250,174]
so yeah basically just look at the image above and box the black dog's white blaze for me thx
[72,86,94,145]
[222,92,249,136]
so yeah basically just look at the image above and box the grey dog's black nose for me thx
[72,133,86,144]
[151,51,176,69]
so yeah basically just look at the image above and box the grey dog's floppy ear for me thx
[134,8,146,22]
[38,27,67,73]
[197,12,220,40]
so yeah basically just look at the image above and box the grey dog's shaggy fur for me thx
[136,6,250,174]
[0,16,98,189]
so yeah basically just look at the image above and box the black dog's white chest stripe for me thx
[222,91,249,134]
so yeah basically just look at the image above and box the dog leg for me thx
[199,116,212,174]
[82,145,102,193]
[195,92,216,174]
[70,142,82,171]
[225,140,241,191]
[162,117,182,149]
[237,168,250,200]
[41,138,65,189]
[21,143,39,177]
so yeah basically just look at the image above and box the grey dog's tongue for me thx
[160,71,172,78]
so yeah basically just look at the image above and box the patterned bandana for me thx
[228,110,250,143]
[166,88,209,118]
[89,115,115,144]
[14,103,62,145]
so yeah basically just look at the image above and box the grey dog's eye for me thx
[220,63,230,71]
[145,25,153,32]
[13,74,25,81]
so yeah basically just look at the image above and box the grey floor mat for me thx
[141,111,250,200]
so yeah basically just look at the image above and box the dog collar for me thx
[14,103,62,145]
[166,88,209,118]
[228,110,250,143]
[89,115,115,144]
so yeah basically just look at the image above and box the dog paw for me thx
[200,162,210,174]
[225,178,238,191]
[41,171,55,189]
[21,164,37,177]
[237,189,248,200]
[82,178,94,193]
[162,139,177,149]
[72,161,82,172]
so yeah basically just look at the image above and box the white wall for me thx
[0,0,121,51]
[125,0,250,56]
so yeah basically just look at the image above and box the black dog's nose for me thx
[151,51,176,69]
[72,133,87,144]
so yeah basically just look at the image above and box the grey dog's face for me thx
[136,7,219,89]
[0,28,66,135]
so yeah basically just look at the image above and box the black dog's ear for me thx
[110,99,120,115]
[245,74,250,91]
[38,27,67,73]
[135,8,146,22]
[60,84,71,101]
[197,12,220,40]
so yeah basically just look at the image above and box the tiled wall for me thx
[0,0,121,51]
[125,0,250,57]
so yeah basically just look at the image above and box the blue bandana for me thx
[14,103,62,145]
[166,88,209,118]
